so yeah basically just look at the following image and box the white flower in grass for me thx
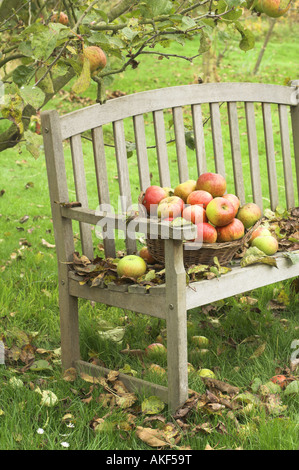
[61,441,70,448]
[37,428,44,434]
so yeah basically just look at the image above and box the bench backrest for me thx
[41,81,299,261]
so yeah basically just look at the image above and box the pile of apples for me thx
[141,172,264,245]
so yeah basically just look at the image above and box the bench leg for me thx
[59,281,81,370]
[164,239,188,414]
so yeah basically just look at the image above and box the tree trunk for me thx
[253,18,277,75]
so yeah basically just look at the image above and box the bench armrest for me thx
[60,206,197,241]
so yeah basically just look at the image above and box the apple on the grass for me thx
[139,246,156,264]
[142,185,168,214]
[187,190,213,209]
[182,204,207,225]
[157,196,184,219]
[206,197,235,227]
[251,235,278,255]
[237,202,262,228]
[249,226,271,244]
[191,336,209,348]
[195,222,217,243]
[117,255,147,279]
[196,172,226,197]
[174,180,197,202]
[216,218,245,242]
[223,193,240,217]
[145,343,167,359]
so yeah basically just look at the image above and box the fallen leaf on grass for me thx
[141,396,165,415]
[135,426,173,448]
[41,238,56,248]
[249,342,267,360]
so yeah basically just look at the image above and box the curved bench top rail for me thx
[59,82,298,140]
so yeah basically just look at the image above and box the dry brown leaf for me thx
[136,426,172,448]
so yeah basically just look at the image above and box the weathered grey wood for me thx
[113,119,137,254]
[210,102,225,177]
[75,360,168,403]
[186,254,299,310]
[92,126,116,258]
[60,206,197,240]
[153,110,171,187]
[245,102,263,210]
[291,101,299,201]
[227,102,245,204]
[278,104,295,209]
[41,110,80,370]
[262,103,279,210]
[133,114,151,191]
[192,104,207,174]
[70,134,94,260]
[68,275,166,319]
[60,83,298,139]
[164,239,188,413]
[172,106,189,182]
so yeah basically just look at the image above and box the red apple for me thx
[216,218,245,242]
[145,343,167,359]
[182,205,207,225]
[261,0,291,17]
[206,197,235,227]
[195,222,217,243]
[223,194,240,217]
[142,186,168,215]
[186,190,213,209]
[139,246,156,264]
[237,202,262,229]
[249,226,271,244]
[157,196,184,219]
[174,180,197,202]
[117,255,147,279]
[196,172,226,197]
[51,11,69,25]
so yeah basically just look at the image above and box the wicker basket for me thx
[146,220,261,268]
[138,191,261,267]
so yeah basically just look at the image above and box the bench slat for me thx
[92,126,116,258]
[227,102,245,204]
[245,102,263,210]
[60,83,297,140]
[133,114,151,191]
[153,110,171,187]
[192,104,207,174]
[70,134,94,259]
[210,102,225,177]
[262,103,279,210]
[279,104,295,209]
[172,106,189,182]
[113,119,137,254]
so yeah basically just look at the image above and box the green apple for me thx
[236,202,262,229]
[251,235,278,255]
[174,180,197,202]
[117,255,147,279]
[198,369,216,379]
[191,336,209,348]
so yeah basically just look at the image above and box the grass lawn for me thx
[0,17,299,450]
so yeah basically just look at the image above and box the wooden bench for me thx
[41,81,299,413]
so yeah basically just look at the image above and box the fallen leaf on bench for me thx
[240,246,277,268]
[283,251,299,264]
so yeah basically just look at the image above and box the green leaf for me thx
[24,130,43,159]
[235,21,255,52]
[240,246,277,268]
[181,16,197,31]
[30,360,53,372]
[284,251,299,265]
[141,395,165,415]
[71,56,91,95]
[35,67,54,94]
[141,0,173,17]
[12,65,35,87]
[20,86,45,109]
[284,380,299,396]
